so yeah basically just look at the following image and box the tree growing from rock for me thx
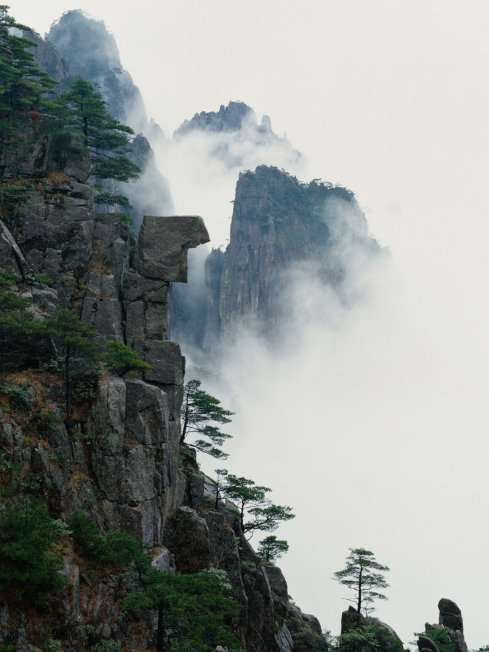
[221,473,294,534]
[257,535,289,563]
[0,6,55,142]
[104,340,151,377]
[123,567,241,652]
[334,548,389,622]
[44,308,99,431]
[180,379,234,459]
[54,77,140,183]
[0,498,67,608]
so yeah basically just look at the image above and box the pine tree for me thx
[44,308,99,431]
[0,498,67,607]
[221,473,294,533]
[180,379,234,459]
[0,6,55,149]
[334,548,389,622]
[257,535,289,563]
[54,77,140,182]
[103,340,151,377]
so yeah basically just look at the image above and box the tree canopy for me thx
[0,6,55,116]
[221,472,294,534]
[257,535,289,563]
[0,498,67,607]
[334,548,389,621]
[54,77,140,182]
[180,379,234,459]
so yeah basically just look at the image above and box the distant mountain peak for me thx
[48,10,121,73]
[174,100,258,137]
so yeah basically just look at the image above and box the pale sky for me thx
[8,1,489,645]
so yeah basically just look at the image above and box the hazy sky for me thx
[8,1,489,645]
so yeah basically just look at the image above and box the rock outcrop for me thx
[340,606,403,652]
[417,599,468,652]
[0,109,328,650]
[172,165,382,350]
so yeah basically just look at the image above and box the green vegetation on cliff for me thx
[0,5,55,143]
[0,499,67,608]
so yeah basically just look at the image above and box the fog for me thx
[10,0,489,645]
[157,108,303,245]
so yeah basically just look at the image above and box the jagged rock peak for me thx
[48,10,121,73]
[438,598,464,632]
[47,10,147,130]
[417,599,468,652]
[174,100,258,136]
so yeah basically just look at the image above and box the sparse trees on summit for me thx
[334,548,389,622]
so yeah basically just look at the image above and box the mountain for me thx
[171,165,382,350]
[47,10,146,129]
[41,10,174,226]
[173,100,302,171]
[0,12,327,649]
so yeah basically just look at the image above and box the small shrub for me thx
[70,511,106,560]
[43,640,63,652]
[104,340,150,377]
[0,382,33,410]
[71,511,147,567]
[71,356,101,401]
[36,273,53,286]
[0,452,16,474]
[19,472,44,493]
[91,641,121,652]
[0,498,66,607]
[39,359,61,373]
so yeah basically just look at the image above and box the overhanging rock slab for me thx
[138,215,209,282]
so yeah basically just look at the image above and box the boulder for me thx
[438,598,463,632]
[138,215,209,282]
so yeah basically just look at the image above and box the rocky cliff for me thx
[0,102,327,651]
[172,165,381,350]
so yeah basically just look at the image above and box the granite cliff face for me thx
[172,165,381,350]
[0,105,327,651]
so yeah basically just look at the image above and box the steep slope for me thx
[43,10,174,226]
[217,165,380,338]
[172,165,382,349]
[0,96,326,652]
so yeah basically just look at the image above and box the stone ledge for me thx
[138,215,209,282]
